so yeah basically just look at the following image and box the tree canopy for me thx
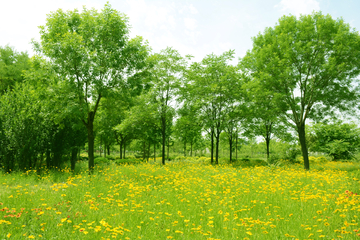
[241,12,360,170]
[35,3,150,171]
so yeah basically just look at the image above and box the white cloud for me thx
[0,0,106,55]
[184,18,197,31]
[126,0,176,31]
[275,0,320,16]
[178,3,198,14]
[189,4,198,14]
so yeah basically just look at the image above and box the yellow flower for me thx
[7,233,11,238]
[28,236,35,239]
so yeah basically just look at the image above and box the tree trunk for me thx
[211,127,214,164]
[161,117,166,165]
[266,135,270,161]
[235,134,238,161]
[46,149,51,169]
[104,143,106,158]
[298,123,310,170]
[215,134,219,165]
[100,137,102,157]
[86,111,95,172]
[71,147,77,172]
[147,142,150,161]
[184,141,186,157]
[167,136,170,161]
[229,135,233,163]
[154,143,156,162]
[123,143,126,159]
[190,142,193,157]
[38,152,44,174]
[120,142,123,159]
[107,145,110,156]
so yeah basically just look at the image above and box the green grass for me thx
[0,160,359,239]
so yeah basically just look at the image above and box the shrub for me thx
[94,157,109,165]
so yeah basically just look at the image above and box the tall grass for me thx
[0,160,359,239]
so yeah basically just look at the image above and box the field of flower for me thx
[1,159,360,239]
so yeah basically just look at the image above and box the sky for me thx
[1,0,360,62]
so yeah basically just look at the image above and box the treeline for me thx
[1,5,360,172]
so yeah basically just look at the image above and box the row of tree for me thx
[1,5,360,172]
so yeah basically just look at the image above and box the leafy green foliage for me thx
[308,121,360,160]
[241,12,360,169]
[187,50,242,164]
[0,45,30,94]
[36,3,150,171]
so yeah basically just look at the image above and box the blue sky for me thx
[1,0,360,62]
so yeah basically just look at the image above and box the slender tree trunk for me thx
[161,117,166,165]
[100,137,102,157]
[46,149,51,169]
[86,111,95,172]
[211,127,214,164]
[104,143,106,158]
[298,123,310,170]
[124,143,126,159]
[71,147,77,172]
[215,134,219,165]
[184,141,186,157]
[107,145,110,156]
[235,134,238,161]
[147,142,150,161]
[154,143,156,162]
[229,135,233,163]
[190,142,193,157]
[167,136,170,161]
[266,136,270,161]
[38,152,43,172]
[120,142,123,159]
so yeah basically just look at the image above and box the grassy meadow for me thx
[1,158,360,240]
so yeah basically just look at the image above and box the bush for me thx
[296,156,329,163]
[268,154,280,165]
[94,157,109,165]
[79,156,88,161]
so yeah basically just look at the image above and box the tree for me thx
[116,93,161,160]
[241,12,360,170]
[36,3,149,171]
[147,48,189,164]
[308,121,360,160]
[174,103,202,157]
[187,50,241,164]
[0,45,30,94]
[242,79,291,161]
